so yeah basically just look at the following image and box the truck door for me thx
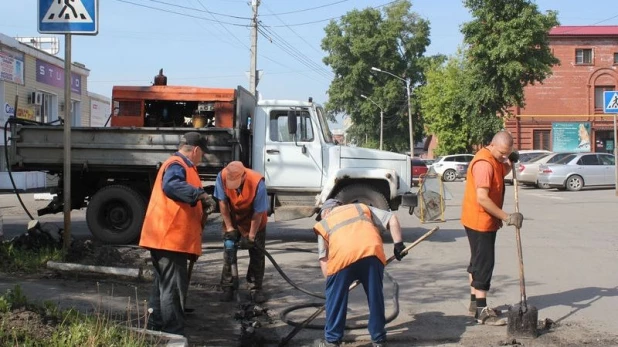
[264,110,323,188]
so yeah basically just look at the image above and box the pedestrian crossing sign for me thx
[605,91,618,113]
[38,0,98,35]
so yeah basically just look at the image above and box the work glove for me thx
[505,212,524,228]
[200,194,217,215]
[223,229,241,241]
[508,151,520,163]
[393,242,407,261]
[238,236,255,250]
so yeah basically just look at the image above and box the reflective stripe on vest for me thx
[139,156,203,255]
[314,203,386,276]
[461,147,506,232]
[222,168,267,236]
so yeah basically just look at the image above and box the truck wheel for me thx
[335,184,389,210]
[86,185,147,244]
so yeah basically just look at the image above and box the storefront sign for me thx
[3,102,35,121]
[36,59,82,94]
[0,49,25,85]
[552,122,591,152]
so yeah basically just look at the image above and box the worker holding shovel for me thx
[461,131,524,326]
[313,199,406,347]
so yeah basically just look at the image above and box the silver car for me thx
[537,153,616,191]
[517,152,575,188]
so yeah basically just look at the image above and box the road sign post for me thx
[603,91,618,196]
[38,0,98,252]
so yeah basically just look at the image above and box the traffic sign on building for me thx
[605,91,618,113]
[38,0,98,35]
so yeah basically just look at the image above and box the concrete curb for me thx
[46,261,154,281]
[129,327,188,347]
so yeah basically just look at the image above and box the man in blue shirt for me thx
[214,161,269,303]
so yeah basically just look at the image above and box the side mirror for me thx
[287,110,297,135]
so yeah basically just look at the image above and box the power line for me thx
[261,3,323,55]
[260,0,349,17]
[145,0,251,19]
[192,0,249,49]
[264,0,400,28]
[112,0,249,27]
[258,25,334,80]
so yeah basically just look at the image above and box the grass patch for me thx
[0,242,63,273]
[0,285,162,346]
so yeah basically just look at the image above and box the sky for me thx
[2,0,618,128]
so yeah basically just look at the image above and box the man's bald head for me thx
[491,131,514,147]
[488,131,514,162]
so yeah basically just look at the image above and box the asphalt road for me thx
[2,182,618,346]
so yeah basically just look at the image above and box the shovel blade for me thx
[507,303,538,338]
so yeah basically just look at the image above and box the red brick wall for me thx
[505,35,618,150]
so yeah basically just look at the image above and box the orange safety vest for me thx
[461,147,507,232]
[221,168,267,236]
[139,156,203,256]
[313,203,386,276]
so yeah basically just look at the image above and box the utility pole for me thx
[249,0,260,96]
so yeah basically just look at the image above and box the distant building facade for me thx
[505,25,618,153]
[0,33,92,190]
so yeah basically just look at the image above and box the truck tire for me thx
[335,184,389,210]
[86,185,147,244]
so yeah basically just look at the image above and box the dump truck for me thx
[7,71,417,244]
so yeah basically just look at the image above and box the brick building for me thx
[505,26,618,154]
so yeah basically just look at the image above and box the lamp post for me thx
[360,94,384,150]
[371,67,413,156]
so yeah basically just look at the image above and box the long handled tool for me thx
[278,226,440,347]
[506,165,538,338]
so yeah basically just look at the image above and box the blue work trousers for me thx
[324,256,386,344]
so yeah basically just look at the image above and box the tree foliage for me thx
[461,0,559,116]
[321,0,430,152]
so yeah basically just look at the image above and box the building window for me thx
[595,86,615,111]
[614,52,618,64]
[575,48,593,64]
[533,130,551,150]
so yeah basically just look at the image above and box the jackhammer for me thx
[223,229,241,300]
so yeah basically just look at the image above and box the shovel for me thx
[506,164,538,338]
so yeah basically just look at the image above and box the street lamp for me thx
[371,66,413,156]
[360,94,384,150]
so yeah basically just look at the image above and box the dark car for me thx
[411,158,428,186]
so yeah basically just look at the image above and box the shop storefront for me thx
[0,33,91,190]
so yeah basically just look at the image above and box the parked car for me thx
[411,158,429,186]
[517,152,575,187]
[505,150,552,184]
[421,158,435,167]
[431,154,474,182]
[537,153,616,191]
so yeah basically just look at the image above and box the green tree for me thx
[461,0,559,118]
[321,0,430,152]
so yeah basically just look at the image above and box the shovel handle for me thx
[278,226,439,347]
[511,164,528,310]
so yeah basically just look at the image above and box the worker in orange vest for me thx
[139,132,215,335]
[313,199,406,347]
[461,131,523,326]
[214,161,269,303]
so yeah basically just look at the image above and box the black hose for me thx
[251,242,400,330]
[277,269,400,330]
[3,117,65,222]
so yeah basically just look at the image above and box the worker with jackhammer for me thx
[139,132,216,335]
[214,161,269,303]
[313,199,406,347]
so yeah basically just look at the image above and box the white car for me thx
[431,154,474,182]
[505,150,552,184]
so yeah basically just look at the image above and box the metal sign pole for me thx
[614,113,618,196]
[63,33,72,252]
[614,113,617,196]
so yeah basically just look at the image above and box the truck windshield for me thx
[316,106,334,144]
